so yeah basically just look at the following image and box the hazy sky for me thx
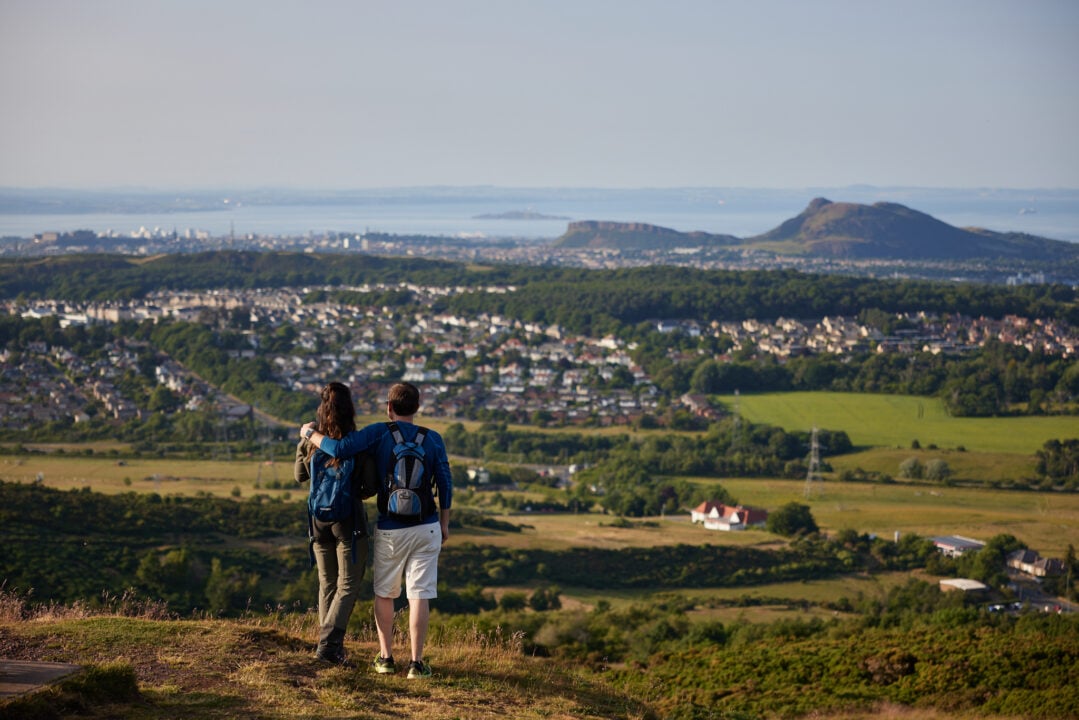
[2,0,1077,190]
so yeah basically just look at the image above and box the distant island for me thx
[555,198,1079,263]
[473,210,571,220]
[556,220,739,250]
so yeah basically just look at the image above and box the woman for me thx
[294,382,370,665]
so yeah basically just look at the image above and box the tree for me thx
[136,547,202,610]
[956,534,1025,588]
[689,360,722,393]
[925,459,951,482]
[1065,544,1077,602]
[498,592,527,612]
[529,585,563,611]
[204,558,260,614]
[1036,439,1079,486]
[174,409,217,442]
[899,457,924,479]
[450,464,470,489]
[766,502,818,537]
[147,386,182,414]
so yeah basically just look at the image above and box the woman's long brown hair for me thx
[315,382,356,467]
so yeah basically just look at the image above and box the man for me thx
[301,382,452,679]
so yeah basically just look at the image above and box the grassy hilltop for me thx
[0,599,646,720]
[3,593,1078,720]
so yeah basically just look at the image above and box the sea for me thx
[1,187,1077,243]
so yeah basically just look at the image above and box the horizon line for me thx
[3,184,1079,194]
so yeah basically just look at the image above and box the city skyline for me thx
[2,0,1078,190]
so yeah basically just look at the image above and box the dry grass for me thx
[0,590,1049,720]
[0,455,295,498]
[0,590,654,720]
[802,704,1021,720]
[455,512,770,551]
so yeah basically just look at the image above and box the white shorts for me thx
[372,523,442,600]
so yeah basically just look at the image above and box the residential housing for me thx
[691,501,769,531]
[1007,549,1065,578]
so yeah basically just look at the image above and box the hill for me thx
[554,199,1079,262]
[554,220,740,250]
[748,197,1079,260]
[0,605,646,720]
[3,598,1077,719]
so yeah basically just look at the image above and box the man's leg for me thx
[402,523,440,670]
[374,595,396,660]
[409,598,430,662]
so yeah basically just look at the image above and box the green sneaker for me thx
[372,655,396,674]
[406,660,432,679]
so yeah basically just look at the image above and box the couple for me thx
[295,381,452,679]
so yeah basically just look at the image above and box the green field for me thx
[715,391,1077,454]
[828,447,1037,484]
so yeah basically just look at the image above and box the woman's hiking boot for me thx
[316,644,348,665]
[315,626,349,665]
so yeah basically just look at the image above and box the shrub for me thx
[499,592,527,612]
[766,502,819,537]
[925,459,951,482]
[529,585,563,612]
[899,457,924,479]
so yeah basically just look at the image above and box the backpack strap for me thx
[307,454,317,566]
[415,427,430,496]
[350,524,358,566]
[386,421,427,446]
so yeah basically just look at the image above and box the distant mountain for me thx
[554,199,1079,262]
[554,220,740,250]
[747,198,1078,261]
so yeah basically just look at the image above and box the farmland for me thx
[715,391,1076,454]
[6,450,1077,558]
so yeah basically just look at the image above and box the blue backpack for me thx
[308,451,356,523]
[306,450,373,565]
[379,422,433,524]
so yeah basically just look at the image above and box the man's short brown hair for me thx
[388,382,420,417]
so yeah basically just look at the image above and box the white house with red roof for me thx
[691,501,768,531]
